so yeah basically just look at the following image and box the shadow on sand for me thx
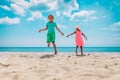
[40,54,55,59]
[76,54,90,57]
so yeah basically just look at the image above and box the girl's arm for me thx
[82,33,88,40]
[66,31,75,37]
[56,26,64,35]
[38,27,48,32]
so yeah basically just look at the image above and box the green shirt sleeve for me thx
[46,22,48,27]
[54,22,57,27]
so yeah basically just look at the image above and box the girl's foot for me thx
[81,54,85,56]
[54,52,57,55]
[75,50,78,53]
[75,51,78,56]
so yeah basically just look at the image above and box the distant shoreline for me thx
[0,47,120,52]
[0,52,120,54]
[0,46,120,48]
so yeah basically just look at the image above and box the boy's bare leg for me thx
[75,46,78,56]
[80,46,83,55]
[47,42,50,47]
[52,42,57,54]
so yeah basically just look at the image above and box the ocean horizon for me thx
[0,47,120,52]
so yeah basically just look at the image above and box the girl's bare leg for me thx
[75,46,78,56]
[80,46,83,55]
[52,42,57,54]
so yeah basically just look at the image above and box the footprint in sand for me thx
[12,74,19,80]
[0,72,10,78]
[53,78,61,80]
[40,74,51,80]
[0,63,10,68]
[60,66,70,72]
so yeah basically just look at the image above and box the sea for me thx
[0,47,120,52]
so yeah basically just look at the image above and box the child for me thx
[38,15,64,54]
[66,26,87,56]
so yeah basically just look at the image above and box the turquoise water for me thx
[0,47,120,52]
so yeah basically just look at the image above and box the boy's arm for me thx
[82,33,88,40]
[38,26,48,32]
[56,26,64,35]
[66,31,75,37]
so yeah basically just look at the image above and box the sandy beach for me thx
[0,52,120,80]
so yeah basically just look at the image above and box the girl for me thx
[67,26,87,56]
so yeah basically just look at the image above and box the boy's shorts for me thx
[47,33,55,42]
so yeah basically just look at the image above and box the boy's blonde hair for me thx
[48,15,54,19]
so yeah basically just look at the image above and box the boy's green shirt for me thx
[46,21,57,33]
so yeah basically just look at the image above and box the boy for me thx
[39,15,64,54]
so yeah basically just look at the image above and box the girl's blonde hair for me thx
[75,25,80,30]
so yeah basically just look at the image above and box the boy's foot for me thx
[76,54,79,56]
[47,44,50,48]
[76,54,85,56]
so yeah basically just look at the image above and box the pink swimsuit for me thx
[75,30,84,46]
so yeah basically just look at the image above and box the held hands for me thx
[66,35,69,37]
[38,29,42,32]
[61,32,64,36]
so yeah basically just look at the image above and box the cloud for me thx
[90,16,97,20]
[10,3,26,16]
[101,21,120,31]
[32,0,78,12]
[70,10,96,20]
[62,0,79,17]
[0,5,11,11]
[14,0,79,13]
[46,0,57,10]
[9,0,79,17]
[30,0,58,10]
[112,21,120,27]
[56,11,60,16]
[63,10,71,17]
[29,3,50,11]
[57,24,67,29]
[0,16,20,24]
[10,0,30,9]
[27,11,46,21]
[11,0,57,11]
[111,21,120,31]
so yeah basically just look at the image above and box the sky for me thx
[0,0,120,47]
